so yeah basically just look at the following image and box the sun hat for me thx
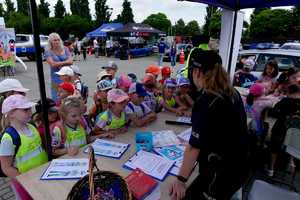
[161,66,171,76]
[142,73,156,85]
[58,82,75,94]
[107,89,129,103]
[102,61,118,70]
[177,76,190,86]
[96,70,113,82]
[249,83,265,96]
[0,79,29,93]
[117,74,132,89]
[55,66,74,76]
[145,64,160,76]
[97,79,113,91]
[2,94,36,114]
[35,98,57,113]
[70,65,81,76]
[128,83,147,97]
[165,78,177,88]
[244,59,255,70]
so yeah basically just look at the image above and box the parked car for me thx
[15,34,48,61]
[238,49,300,78]
[280,42,300,50]
[163,43,193,62]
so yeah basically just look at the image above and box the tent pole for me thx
[227,9,238,75]
[28,0,52,160]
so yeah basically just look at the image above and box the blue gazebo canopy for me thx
[184,0,300,10]
[86,23,123,37]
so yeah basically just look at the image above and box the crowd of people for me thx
[0,31,299,199]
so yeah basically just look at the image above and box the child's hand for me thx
[68,146,79,156]
[101,132,115,138]
[175,109,183,116]
[119,127,128,133]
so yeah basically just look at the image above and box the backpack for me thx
[0,127,21,177]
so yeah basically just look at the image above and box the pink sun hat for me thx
[2,94,36,114]
[107,89,129,103]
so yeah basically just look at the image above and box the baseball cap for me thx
[55,66,74,76]
[58,82,75,94]
[2,94,36,114]
[117,74,132,89]
[96,70,113,82]
[177,76,190,86]
[165,78,177,88]
[0,79,29,93]
[249,83,265,96]
[70,65,81,76]
[102,61,118,70]
[107,89,129,103]
[244,59,255,70]
[145,64,160,76]
[35,98,57,113]
[143,73,156,85]
[128,73,137,82]
[97,79,113,91]
[161,66,171,76]
[128,83,147,97]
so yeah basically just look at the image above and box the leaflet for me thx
[152,130,180,147]
[124,150,174,181]
[176,117,191,124]
[177,128,192,142]
[154,145,185,168]
[41,158,88,180]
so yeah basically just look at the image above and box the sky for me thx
[1,0,292,26]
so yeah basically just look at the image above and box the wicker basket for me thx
[67,147,131,200]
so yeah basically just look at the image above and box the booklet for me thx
[152,130,181,147]
[153,145,185,168]
[41,158,89,180]
[124,150,174,181]
[177,128,192,143]
[176,117,191,124]
[84,139,130,159]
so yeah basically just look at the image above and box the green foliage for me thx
[208,10,221,38]
[185,20,201,36]
[6,12,31,33]
[17,0,29,15]
[95,0,112,26]
[0,4,5,17]
[38,0,50,18]
[118,0,134,24]
[203,6,218,37]
[142,13,171,34]
[173,19,186,36]
[54,0,66,18]
[70,0,91,20]
[248,9,293,41]
[4,0,15,21]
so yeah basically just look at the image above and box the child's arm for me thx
[175,94,188,108]
[0,156,20,177]
[184,94,194,107]
[161,99,183,115]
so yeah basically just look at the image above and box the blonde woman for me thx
[45,33,73,101]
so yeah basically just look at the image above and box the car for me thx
[237,49,300,78]
[15,34,49,61]
[163,43,193,62]
[280,42,300,50]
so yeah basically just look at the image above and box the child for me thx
[57,82,75,106]
[102,61,118,87]
[0,94,48,177]
[233,58,258,88]
[55,66,74,83]
[96,70,113,83]
[93,89,129,138]
[158,78,186,115]
[71,65,89,103]
[258,60,279,94]
[145,64,160,80]
[51,96,88,157]
[128,73,137,83]
[175,76,194,109]
[126,83,157,127]
[143,74,159,112]
[89,79,113,123]
[117,74,132,93]
[159,66,171,85]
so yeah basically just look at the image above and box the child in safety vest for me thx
[175,76,194,110]
[0,94,48,177]
[93,89,129,138]
[125,83,157,127]
[56,82,75,107]
[51,96,88,157]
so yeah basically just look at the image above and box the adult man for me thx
[93,38,99,58]
[158,38,168,66]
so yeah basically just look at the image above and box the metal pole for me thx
[28,0,52,160]
[227,10,238,75]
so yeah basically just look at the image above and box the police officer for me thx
[169,49,249,200]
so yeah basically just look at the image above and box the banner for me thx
[0,28,16,68]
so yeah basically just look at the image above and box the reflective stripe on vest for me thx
[65,125,87,148]
[101,111,126,130]
[15,124,48,173]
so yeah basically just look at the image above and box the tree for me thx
[95,0,112,26]
[185,20,201,36]
[17,0,29,15]
[118,0,134,24]
[203,6,218,37]
[4,0,15,21]
[54,0,66,18]
[143,13,171,34]
[0,4,4,18]
[70,0,91,20]
[38,0,50,18]
[6,12,31,33]
[250,7,270,22]
[173,19,186,36]
[208,10,221,38]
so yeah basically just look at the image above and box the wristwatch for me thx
[177,175,188,183]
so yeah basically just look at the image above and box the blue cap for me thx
[177,76,190,86]
[165,78,177,88]
[128,83,147,97]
